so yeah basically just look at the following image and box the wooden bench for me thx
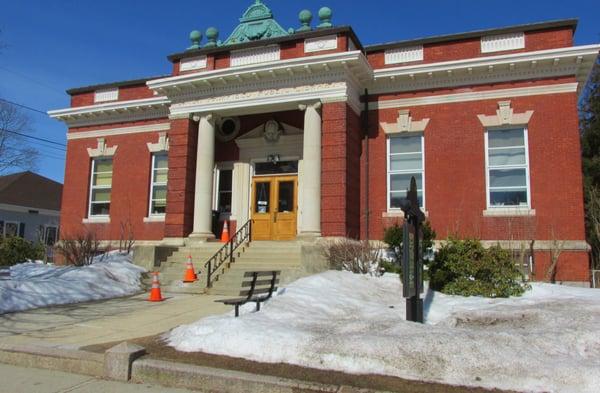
[215,270,280,317]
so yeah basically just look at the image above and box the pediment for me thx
[237,121,302,140]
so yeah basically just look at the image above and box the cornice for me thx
[48,97,170,127]
[66,122,171,140]
[148,51,373,94]
[369,83,578,110]
[370,44,599,95]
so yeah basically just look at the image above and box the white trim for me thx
[148,51,370,90]
[180,55,207,71]
[88,157,113,219]
[374,44,600,79]
[94,88,119,103]
[477,101,534,127]
[213,164,234,216]
[385,45,424,64]
[370,83,578,110]
[87,138,117,157]
[48,96,170,118]
[143,215,165,223]
[147,132,169,152]
[304,35,338,53]
[82,217,110,224]
[483,208,536,217]
[371,44,599,95]
[381,109,430,134]
[0,203,60,217]
[230,45,281,67]
[484,127,531,210]
[386,133,425,212]
[67,123,170,140]
[481,32,525,53]
[148,152,168,217]
[168,81,355,117]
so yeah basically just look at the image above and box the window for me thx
[149,153,168,215]
[45,226,58,246]
[89,158,113,217]
[387,134,424,209]
[216,169,232,214]
[4,222,19,237]
[486,128,530,207]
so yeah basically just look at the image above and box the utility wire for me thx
[0,66,65,96]
[0,98,48,116]
[0,127,66,147]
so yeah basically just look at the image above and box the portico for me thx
[181,102,323,242]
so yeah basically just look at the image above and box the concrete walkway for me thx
[0,292,230,348]
[0,362,198,392]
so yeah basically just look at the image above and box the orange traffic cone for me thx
[148,272,164,302]
[221,221,230,243]
[183,255,197,283]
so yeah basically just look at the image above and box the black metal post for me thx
[207,260,212,288]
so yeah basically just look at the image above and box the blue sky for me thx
[1,0,599,183]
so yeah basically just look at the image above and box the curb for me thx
[0,343,390,393]
[0,343,103,377]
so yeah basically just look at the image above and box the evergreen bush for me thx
[429,238,529,297]
[0,236,45,266]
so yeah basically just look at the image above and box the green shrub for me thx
[0,237,45,267]
[380,259,402,275]
[429,238,529,298]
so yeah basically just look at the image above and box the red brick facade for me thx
[54,17,596,283]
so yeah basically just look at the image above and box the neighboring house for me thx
[0,171,62,246]
[48,1,599,285]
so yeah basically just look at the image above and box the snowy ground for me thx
[167,271,600,393]
[0,252,146,314]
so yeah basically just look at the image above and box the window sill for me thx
[143,215,165,223]
[483,208,535,217]
[83,217,110,224]
[383,209,429,218]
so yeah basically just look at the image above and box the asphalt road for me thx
[0,362,198,393]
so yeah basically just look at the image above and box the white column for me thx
[189,113,216,241]
[231,162,251,225]
[299,102,322,237]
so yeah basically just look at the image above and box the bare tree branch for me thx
[0,101,39,174]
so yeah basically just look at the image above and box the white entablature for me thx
[47,44,599,128]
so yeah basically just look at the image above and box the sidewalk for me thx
[0,362,197,393]
[0,292,230,348]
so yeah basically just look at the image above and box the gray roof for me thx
[0,171,62,211]
[365,19,578,52]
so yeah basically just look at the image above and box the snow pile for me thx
[167,271,600,393]
[0,252,146,314]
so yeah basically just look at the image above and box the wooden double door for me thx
[251,175,298,240]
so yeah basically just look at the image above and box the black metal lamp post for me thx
[400,177,425,323]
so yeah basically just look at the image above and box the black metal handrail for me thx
[204,219,252,288]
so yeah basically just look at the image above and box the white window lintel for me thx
[381,109,430,134]
[87,138,118,157]
[147,132,169,152]
[477,101,533,127]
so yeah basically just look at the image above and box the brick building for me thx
[49,1,599,285]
